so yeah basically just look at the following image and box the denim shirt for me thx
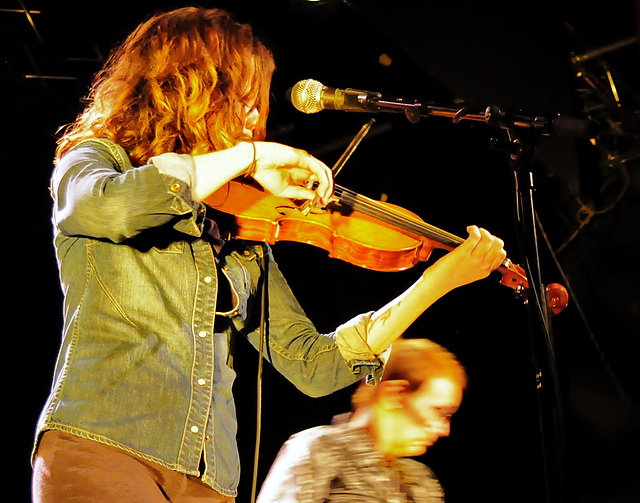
[34,138,387,497]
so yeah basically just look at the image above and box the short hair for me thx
[351,338,468,410]
[56,7,275,165]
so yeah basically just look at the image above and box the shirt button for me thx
[205,435,211,442]
[198,330,207,338]
[170,182,182,193]
[204,276,213,284]
[191,426,199,433]
[197,378,206,386]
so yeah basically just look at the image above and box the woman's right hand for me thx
[249,142,334,206]
[189,141,333,204]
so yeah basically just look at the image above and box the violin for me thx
[204,179,569,314]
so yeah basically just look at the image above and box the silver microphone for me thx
[288,79,381,114]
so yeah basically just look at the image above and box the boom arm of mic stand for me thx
[373,99,599,137]
[371,99,493,124]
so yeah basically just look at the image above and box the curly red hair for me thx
[56,7,275,165]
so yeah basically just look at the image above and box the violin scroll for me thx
[498,260,569,314]
[546,283,569,315]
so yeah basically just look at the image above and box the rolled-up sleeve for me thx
[52,140,206,242]
[334,312,391,385]
[242,251,390,396]
[148,152,196,188]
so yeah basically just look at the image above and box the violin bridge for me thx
[299,200,314,216]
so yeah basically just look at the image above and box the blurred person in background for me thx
[257,338,468,503]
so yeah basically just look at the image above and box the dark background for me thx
[4,1,639,502]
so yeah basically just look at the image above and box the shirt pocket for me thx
[217,245,263,321]
[153,241,185,254]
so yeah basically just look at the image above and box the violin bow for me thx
[300,118,376,216]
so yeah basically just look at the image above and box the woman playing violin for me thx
[31,7,506,503]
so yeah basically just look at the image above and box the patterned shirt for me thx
[257,414,445,503]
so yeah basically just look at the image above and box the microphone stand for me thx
[378,99,570,503]
[499,123,567,503]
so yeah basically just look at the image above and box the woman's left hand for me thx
[427,225,507,289]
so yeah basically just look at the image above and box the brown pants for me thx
[32,430,235,503]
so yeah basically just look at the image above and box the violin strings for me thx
[335,186,452,242]
[334,188,517,278]
[334,185,464,248]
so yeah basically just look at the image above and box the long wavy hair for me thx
[55,7,275,165]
